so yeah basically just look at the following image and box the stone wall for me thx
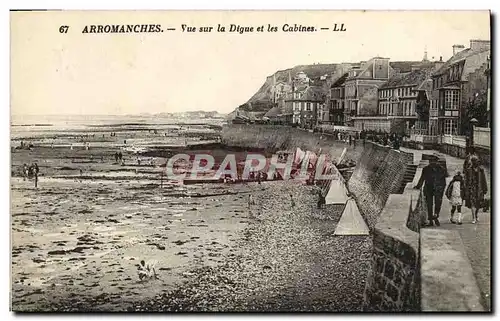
[221,124,362,161]
[363,186,424,311]
[362,145,428,311]
[347,142,411,229]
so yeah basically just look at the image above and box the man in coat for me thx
[415,155,447,226]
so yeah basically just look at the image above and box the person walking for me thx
[22,163,28,181]
[415,156,447,226]
[317,188,325,209]
[464,155,488,224]
[33,163,39,188]
[445,171,465,224]
[248,194,256,218]
[463,147,478,174]
[290,193,295,208]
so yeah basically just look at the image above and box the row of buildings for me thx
[261,39,491,147]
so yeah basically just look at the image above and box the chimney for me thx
[453,44,465,56]
[470,39,491,51]
[433,61,445,71]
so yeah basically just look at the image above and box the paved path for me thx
[401,147,491,311]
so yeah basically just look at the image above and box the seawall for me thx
[362,182,424,311]
[359,143,429,311]
[221,124,361,160]
[221,125,481,311]
[347,142,413,230]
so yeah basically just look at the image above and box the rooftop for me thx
[380,67,434,89]
[302,86,327,101]
[330,73,349,88]
[264,106,281,118]
[433,45,490,78]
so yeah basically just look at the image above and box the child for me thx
[138,260,157,280]
[445,171,465,225]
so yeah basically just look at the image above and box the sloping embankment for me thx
[347,142,413,230]
[221,124,360,160]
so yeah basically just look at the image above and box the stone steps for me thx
[396,164,418,194]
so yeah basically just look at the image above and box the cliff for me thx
[231,60,430,118]
[234,63,343,116]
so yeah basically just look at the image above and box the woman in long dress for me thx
[464,156,488,224]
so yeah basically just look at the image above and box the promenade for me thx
[401,147,491,310]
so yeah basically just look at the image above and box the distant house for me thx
[358,63,442,134]
[344,57,393,126]
[329,73,348,125]
[263,106,281,122]
[284,83,308,126]
[301,86,326,129]
[282,82,326,129]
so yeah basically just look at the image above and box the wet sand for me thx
[11,123,371,312]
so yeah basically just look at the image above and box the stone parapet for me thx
[363,193,422,311]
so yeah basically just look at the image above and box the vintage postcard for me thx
[10,10,491,312]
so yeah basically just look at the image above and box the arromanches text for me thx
[82,24,163,33]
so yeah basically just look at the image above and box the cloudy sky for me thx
[11,10,490,115]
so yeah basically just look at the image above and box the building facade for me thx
[430,39,491,137]
[329,73,348,125]
[344,57,392,126]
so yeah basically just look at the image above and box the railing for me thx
[474,127,490,149]
[409,134,438,144]
[441,135,467,147]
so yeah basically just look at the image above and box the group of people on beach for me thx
[415,148,488,226]
[21,163,40,188]
[114,151,124,165]
[16,141,34,150]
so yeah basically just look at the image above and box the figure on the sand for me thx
[138,260,158,281]
[33,163,39,188]
[317,188,326,209]
[248,194,256,217]
[22,163,28,181]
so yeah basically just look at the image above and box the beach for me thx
[11,117,370,311]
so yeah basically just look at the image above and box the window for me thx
[306,102,311,111]
[444,90,459,110]
[443,119,459,135]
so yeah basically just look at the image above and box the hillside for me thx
[236,63,340,113]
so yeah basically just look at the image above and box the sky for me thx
[10,10,490,115]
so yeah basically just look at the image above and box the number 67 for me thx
[59,26,69,34]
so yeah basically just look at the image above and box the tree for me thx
[462,92,488,135]
[415,91,430,121]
